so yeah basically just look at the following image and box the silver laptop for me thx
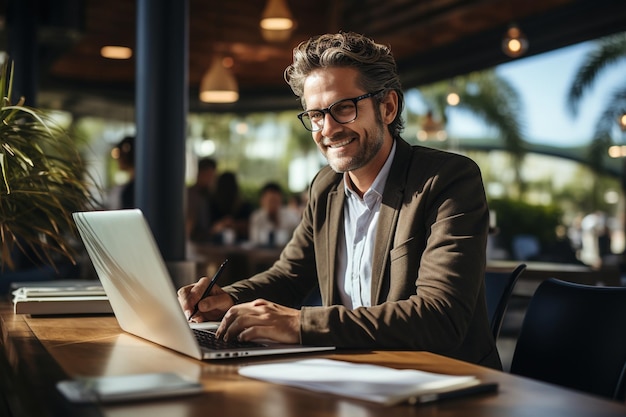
[73,209,334,360]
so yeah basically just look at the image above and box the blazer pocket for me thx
[389,237,416,262]
[388,237,420,299]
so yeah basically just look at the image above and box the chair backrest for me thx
[510,278,626,401]
[484,263,526,340]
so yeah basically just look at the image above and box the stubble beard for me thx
[324,120,386,174]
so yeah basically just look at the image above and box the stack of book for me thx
[12,281,113,315]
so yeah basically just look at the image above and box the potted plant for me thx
[0,57,96,272]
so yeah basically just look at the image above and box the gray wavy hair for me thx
[284,32,405,138]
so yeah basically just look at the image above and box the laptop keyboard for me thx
[193,329,264,350]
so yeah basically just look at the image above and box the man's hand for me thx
[177,277,234,322]
[216,299,301,344]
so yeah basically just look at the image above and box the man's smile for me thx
[324,137,355,149]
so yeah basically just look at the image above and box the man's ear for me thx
[380,90,399,125]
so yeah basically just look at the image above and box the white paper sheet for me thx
[238,358,479,406]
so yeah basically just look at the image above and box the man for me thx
[178,32,501,369]
[185,158,217,242]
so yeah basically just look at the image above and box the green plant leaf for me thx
[0,57,100,271]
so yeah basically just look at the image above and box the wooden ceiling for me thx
[3,0,626,118]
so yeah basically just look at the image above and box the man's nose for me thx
[320,112,341,137]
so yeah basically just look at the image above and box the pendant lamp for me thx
[199,55,239,103]
[502,23,528,58]
[260,0,296,42]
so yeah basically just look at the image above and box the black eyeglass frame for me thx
[297,89,385,132]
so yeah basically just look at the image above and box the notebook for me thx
[72,209,334,360]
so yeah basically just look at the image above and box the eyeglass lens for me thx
[301,99,357,131]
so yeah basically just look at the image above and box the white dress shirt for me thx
[337,141,396,309]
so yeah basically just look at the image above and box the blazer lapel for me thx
[324,184,344,305]
[371,139,412,305]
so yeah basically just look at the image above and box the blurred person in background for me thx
[209,171,253,244]
[105,136,135,209]
[249,182,301,247]
[186,158,218,242]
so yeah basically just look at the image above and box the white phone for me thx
[56,372,203,403]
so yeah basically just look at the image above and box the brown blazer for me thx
[225,138,502,370]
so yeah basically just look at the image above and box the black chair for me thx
[484,263,526,340]
[510,278,626,401]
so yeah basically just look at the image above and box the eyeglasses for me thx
[297,89,385,132]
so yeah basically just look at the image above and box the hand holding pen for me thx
[188,259,229,321]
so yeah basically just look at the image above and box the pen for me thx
[188,259,229,321]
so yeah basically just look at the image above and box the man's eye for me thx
[309,111,324,120]
[333,103,354,115]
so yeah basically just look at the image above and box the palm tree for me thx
[566,33,626,175]
[416,70,527,195]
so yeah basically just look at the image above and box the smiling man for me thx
[178,32,501,369]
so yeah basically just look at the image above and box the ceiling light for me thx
[619,113,626,130]
[502,24,528,58]
[100,46,133,60]
[260,0,295,42]
[199,55,239,103]
[608,145,626,158]
[260,0,294,29]
[446,92,460,106]
[261,27,293,43]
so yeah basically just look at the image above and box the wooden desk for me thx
[1,303,626,417]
